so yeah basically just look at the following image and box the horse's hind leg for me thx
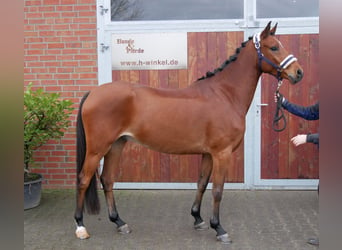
[100,137,131,234]
[74,153,102,239]
[191,153,212,230]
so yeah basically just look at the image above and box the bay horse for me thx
[74,21,303,244]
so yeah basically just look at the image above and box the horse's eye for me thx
[270,46,279,51]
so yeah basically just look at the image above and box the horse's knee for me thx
[212,187,223,202]
[100,176,113,191]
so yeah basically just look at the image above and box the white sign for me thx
[111,33,187,70]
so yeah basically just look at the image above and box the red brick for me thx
[48,168,65,174]
[53,24,69,30]
[26,12,43,18]
[48,156,65,162]
[55,18,73,24]
[48,43,65,49]
[65,169,76,174]
[26,1,43,6]
[57,55,73,60]
[56,5,73,11]
[74,5,91,11]
[43,0,60,5]
[61,12,77,18]
[62,61,78,67]
[31,68,48,73]
[44,12,60,18]
[46,49,62,55]
[48,180,65,185]
[26,37,44,43]
[39,31,55,36]
[38,6,55,12]
[54,73,71,79]
[57,68,74,73]
[79,24,96,30]
[51,174,68,179]
[61,0,77,4]
[27,61,45,67]
[61,37,79,42]
[79,11,96,17]
[80,73,97,79]
[56,30,74,36]
[40,55,57,61]
[30,43,47,49]
[44,61,61,67]
[29,19,46,24]
[44,37,61,42]
[25,31,39,37]
[79,60,96,66]
[27,49,43,55]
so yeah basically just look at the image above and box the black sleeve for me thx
[306,133,319,145]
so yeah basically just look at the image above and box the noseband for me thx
[253,33,297,81]
[253,33,298,132]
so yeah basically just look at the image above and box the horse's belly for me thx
[120,131,207,155]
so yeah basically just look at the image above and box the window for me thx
[111,0,244,21]
[256,0,319,18]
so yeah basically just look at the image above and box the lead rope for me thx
[272,80,287,132]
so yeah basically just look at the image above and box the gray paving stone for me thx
[24,189,319,250]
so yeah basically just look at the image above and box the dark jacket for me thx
[282,101,319,145]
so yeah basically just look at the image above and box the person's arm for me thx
[282,100,319,120]
[291,133,319,146]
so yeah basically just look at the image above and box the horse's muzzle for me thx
[288,68,304,84]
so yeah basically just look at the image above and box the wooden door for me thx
[111,31,245,183]
[260,33,319,179]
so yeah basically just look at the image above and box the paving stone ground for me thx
[24,189,318,250]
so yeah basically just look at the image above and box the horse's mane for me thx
[197,36,253,81]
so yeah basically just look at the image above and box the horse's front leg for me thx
[100,139,131,234]
[210,151,232,244]
[191,153,212,230]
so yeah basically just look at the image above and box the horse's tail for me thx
[76,92,100,214]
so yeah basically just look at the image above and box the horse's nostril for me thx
[297,69,303,77]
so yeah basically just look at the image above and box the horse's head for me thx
[254,21,304,84]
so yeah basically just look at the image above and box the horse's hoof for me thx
[216,233,232,244]
[194,221,209,231]
[118,224,131,234]
[75,226,90,239]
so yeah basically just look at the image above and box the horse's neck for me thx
[212,46,261,114]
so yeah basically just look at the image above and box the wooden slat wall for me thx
[111,31,245,183]
[261,34,319,179]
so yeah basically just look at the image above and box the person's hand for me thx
[291,134,307,146]
[274,92,284,103]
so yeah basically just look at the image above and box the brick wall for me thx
[24,0,98,188]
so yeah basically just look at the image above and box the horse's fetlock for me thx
[191,206,200,217]
[210,217,219,229]
[109,213,119,223]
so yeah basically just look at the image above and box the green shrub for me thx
[24,83,74,174]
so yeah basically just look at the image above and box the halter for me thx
[253,33,297,81]
[253,32,297,132]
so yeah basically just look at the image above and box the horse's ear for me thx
[270,23,278,35]
[260,21,272,39]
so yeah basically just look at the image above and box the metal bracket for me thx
[99,5,108,15]
[100,43,109,53]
